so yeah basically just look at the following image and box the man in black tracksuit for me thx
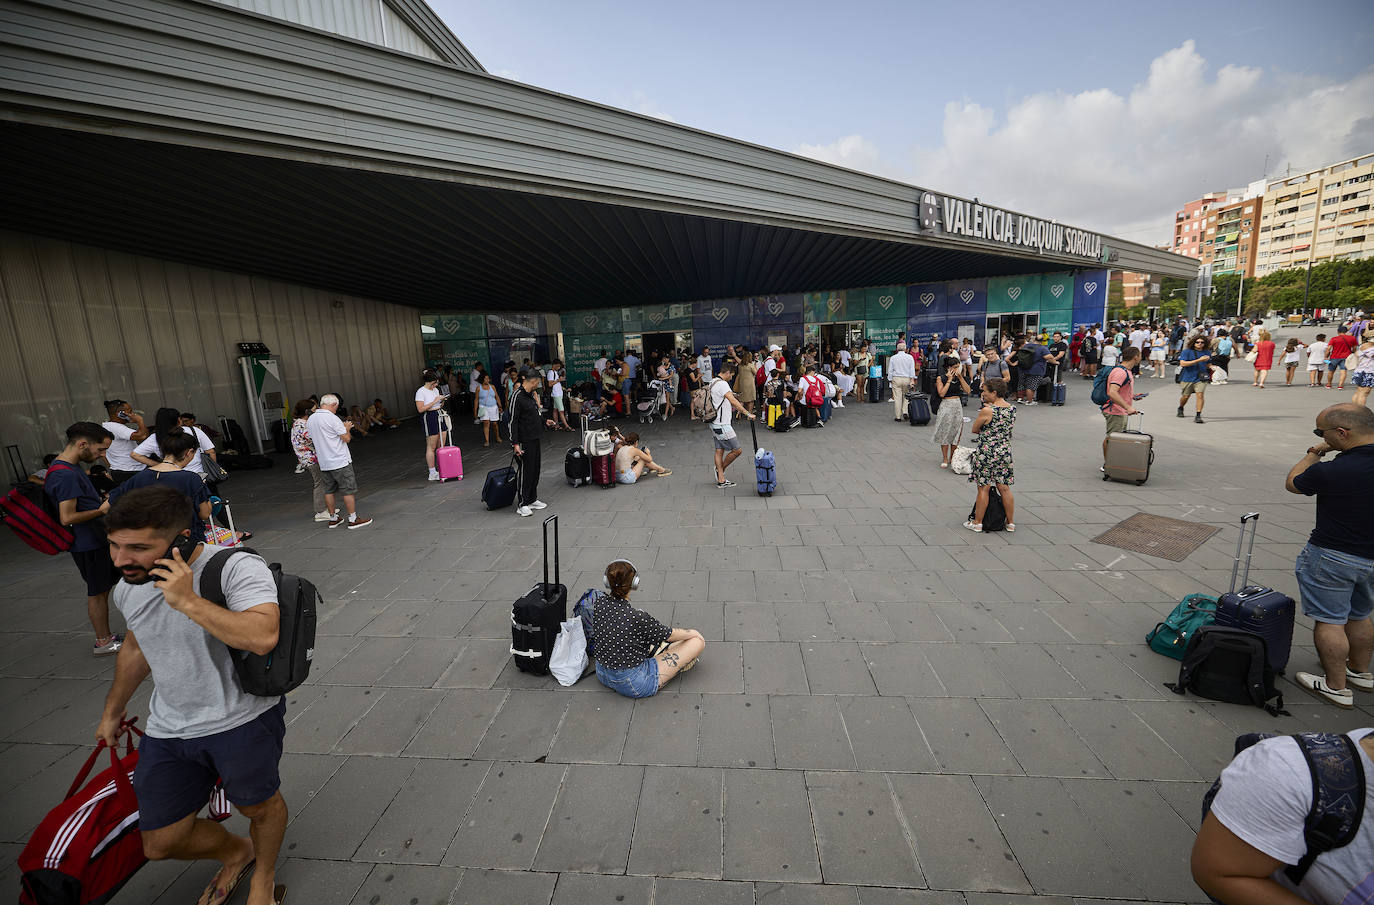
[509,368,555,517]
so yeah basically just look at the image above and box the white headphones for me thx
[603,559,640,591]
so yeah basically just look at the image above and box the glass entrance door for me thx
[985,313,1040,345]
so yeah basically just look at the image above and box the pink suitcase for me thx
[436,445,464,482]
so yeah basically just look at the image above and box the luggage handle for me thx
[749,416,758,454]
[68,717,140,799]
[542,514,559,592]
[1229,512,1261,594]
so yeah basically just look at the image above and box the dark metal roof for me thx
[1,123,1095,311]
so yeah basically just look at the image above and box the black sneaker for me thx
[1176,406,1185,418]
[717,479,736,488]
[1195,413,1204,424]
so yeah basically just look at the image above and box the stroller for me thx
[636,379,670,424]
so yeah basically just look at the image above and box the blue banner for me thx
[749,294,804,326]
[906,282,947,320]
[693,297,750,331]
[1073,270,1108,328]
[945,279,987,320]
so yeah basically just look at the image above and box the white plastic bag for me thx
[550,617,588,687]
[950,446,976,475]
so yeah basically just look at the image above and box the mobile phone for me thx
[1135,392,1149,399]
[116,410,131,421]
[163,532,199,563]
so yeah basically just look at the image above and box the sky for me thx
[429,0,1373,246]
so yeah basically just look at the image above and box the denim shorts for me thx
[1328,359,1347,371]
[1294,543,1374,624]
[617,470,637,484]
[595,658,660,698]
[134,698,286,829]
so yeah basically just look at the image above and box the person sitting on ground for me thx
[593,559,705,698]
[614,431,671,484]
[835,365,855,405]
[365,399,400,430]
[28,452,58,485]
[347,405,371,437]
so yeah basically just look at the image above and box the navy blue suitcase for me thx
[1213,513,1295,673]
[1049,366,1067,406]
[907,394,932,425]
[482,457,519,510]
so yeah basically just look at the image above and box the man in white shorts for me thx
[1307,334,1329,388]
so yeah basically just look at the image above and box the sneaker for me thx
[717,479,736,488]
[93,634,124,656]
[428,470,440,482]
[294,463,305,474]
[1194,413,1204,424]
[529,500,548,510]
[1177,406,1185,418]
[1022,400,1038,406]
[1346,667,1374,692]
[963,520,983,532]
[313,510,332,522]
[516,505,534,517]
[328,514,346,528]
[346,516,373,530]
[1295,671,1355,709]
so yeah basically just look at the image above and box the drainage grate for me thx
[1091,512,1221,562]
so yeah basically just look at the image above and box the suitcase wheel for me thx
[1102,473,1110,482]
[1136,479,1146,486]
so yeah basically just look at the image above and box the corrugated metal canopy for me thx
[2,122,1113,312]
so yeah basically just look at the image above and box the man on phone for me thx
[99,485,287,905]
[101,399,150,485]
[306,395,372,529]
[47,421,121,655]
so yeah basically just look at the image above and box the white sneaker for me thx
[516,505,534,517]
[93,634,124,656]
[294,464,305,474]
[1296,671,1355,709]
[313,510,332,522]
[529,500,548,510]
[1346,667,1374,692]
[428,470,441,482]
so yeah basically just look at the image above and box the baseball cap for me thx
[769,345,781,352]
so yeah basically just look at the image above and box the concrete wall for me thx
[0,230,423,471]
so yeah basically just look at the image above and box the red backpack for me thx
[19,718,230,905]
[804,376,825,406]
[0,463,76,555]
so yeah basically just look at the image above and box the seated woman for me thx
[348,404,371,436]
[614,432,671,484]
[593,560,705,698]
[366,398,400,429]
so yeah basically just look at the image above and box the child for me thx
[835,366,855,405]
[1305,333,1328,387]
[1100,340,1121,369]
[1281,337,1306,386]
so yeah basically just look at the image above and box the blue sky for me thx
[430,0,1373,244]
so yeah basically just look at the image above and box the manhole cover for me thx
[1091,512,1221,562]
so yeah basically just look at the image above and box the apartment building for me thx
[1171,192,1227,259]
[1256,153,1374,276]
[1200,195,1262,278]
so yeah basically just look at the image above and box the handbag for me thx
[950,446,976,475]
[1244,349,1258,363]
[549,617,588,686]
[201,454,229,484]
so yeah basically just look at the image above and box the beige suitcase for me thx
[1104,413,1154,485]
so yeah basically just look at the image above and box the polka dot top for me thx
[592,593,671,670]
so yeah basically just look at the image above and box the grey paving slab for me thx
[627,766,723,879]
[776,603,840,641]
[744,641,810,694]
[621,694,702,766]
[908,698,1022,775]
[977,700,1109,779]
[1052,700,1200,781]
[654,877,757,905]
[840,696,937,772]
[675,640,745,693]
[923,644,1018,698]
[878,603,956,642]
[757,883,862,904]
[889,773,1030,893]
[534,764,644,874]
[801,641,880,694]
[472,689,568,762]
[335,686,446,754]
[288,755,418,860]
[1040,644,1171,701]
[451,868,556,905]
[445,761,567,869]
[771,695,857,770]
[858,889,970,905]
[860,644,946,697]
[931,605,1015,643]
[984,644,1088,699]
[698,693,775,768]
[549,872,656,905]
[403,687,507,758]
[355,758,487,864]
[806,771,924,888]
[722,768,821,882]
[347,864,463,905]
[548,692,634,763]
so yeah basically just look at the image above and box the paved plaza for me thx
[2,338,1370,905]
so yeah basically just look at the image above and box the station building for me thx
[0,0,1196,460]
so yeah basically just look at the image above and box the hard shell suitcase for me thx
[1103,412,1154,485]
[482,457,519,510]
[799,405,818,429]
[591,453,615,487]
[1214,512,1295,673]
[767,403,782,428]
[907,394,932,425]
[510,515,568,675]
[566,415,592,487]
[920,367,937,396]
[436,446,463,482]
[867,378,881,403]
[750,420,777,496]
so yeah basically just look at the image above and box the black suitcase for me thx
[907,394,932,425]
[218,416,251,455]
[1213,512,1295,673]
[511,515,567,675]
[799,405,818,429]
[566,415,592,487]
[867,377,881,403]
[919,367,937,396]
[271,419,290,454]
[482,456,519,510]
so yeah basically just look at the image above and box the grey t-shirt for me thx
[1210,730,1374,904]
[113,544,280,739]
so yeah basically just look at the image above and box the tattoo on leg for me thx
[661,651,680,667]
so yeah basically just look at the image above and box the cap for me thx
[769,345,781,352]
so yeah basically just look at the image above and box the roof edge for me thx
[385,0,485,71]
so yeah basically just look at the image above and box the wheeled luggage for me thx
[436,446,463,482]
[750,419,776,497]
[566,415,592,487]
[772,411,793,433]
[919,367,937,396]
[907,394,931,425]
[867,377,881,403]
[481,457,519,510]
[799,405,818,429]
[1103,412,1154,485]
[1048,366,1066,406]
[1214,512,1295,673]
[591,453,615,487]
[1036,376,1053,403]
[510,515,567,675]
[766,403,783,428]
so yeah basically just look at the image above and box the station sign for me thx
[917,192,1103,261]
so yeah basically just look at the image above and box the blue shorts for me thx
[617,470,637,484]
[1295,543,1374,625]
[595,658,659,698]
[422,410,441,436]
[134,698,286,829]
[1328,359,1347,372]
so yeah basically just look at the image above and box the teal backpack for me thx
[1146,594,1217,660]
[1090,364,1128,407]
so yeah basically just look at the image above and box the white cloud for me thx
[797,41,1374,245]
[627,90,677,123]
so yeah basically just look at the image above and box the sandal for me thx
[196,858,255,905]
[1006,523,1015,532]
[656,469,672,476]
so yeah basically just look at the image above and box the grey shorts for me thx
[711,426,740,451]
[321,463,358,495]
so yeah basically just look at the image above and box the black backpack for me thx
[201,547,319,696]
[969,486,1007,532]
[1016,348,1034,369]
[1166,626,1287,716]
[1202,732,1365,886]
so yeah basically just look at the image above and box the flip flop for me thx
[273,884,288,904]
[197,858,254,905]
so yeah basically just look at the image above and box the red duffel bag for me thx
[18,718,229,905]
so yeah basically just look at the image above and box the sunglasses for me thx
[1313,426,1345,437]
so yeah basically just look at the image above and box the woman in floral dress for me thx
[965,376,1017,532]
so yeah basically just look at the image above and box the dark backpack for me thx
[969,486,1007,532]
[573,589,601,658]
[1202,732,1365,886]
[201,547,319,697]
[1090,365,1128,406]
[1015,348,1034,369]
[1166,625,1287,716]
